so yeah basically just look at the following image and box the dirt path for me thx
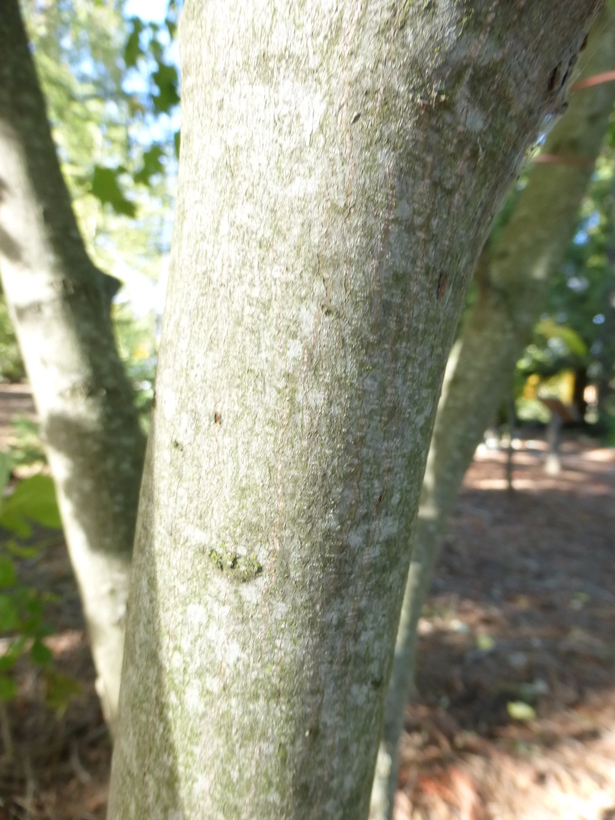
[0,425,613,818]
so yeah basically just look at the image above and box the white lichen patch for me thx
[185,681,204,715]
[162,388,178,422]
[454,87,487,134]
[286,338,303,361]
[225,640,244,666]
[204,674,222,695]
[177,412,196,445]
[394,199,413,220]
[348,527,368,551]
[186,603,208,625]
[238,574,266,603]
[182,525,208,549]
[286,175,319,197]
[350,682,368,707]
[379,516,399,540]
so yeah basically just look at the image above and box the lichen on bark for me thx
[370,9,615,818]
[109,1,603,817]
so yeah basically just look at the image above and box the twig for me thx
[0,700,13,761]
[25,755,36,820]
[70,739,92,784]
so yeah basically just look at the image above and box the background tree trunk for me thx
[0,0,145,729]
[108,1,601,817]
[370,10,615,817]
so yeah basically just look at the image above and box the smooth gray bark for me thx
[371,10,615,818]
[109,2,601,818]
[0,0,145,729]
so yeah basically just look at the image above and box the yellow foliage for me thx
[131,345,150,360]
[522,373,540,399]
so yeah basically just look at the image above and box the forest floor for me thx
[0,385,614,819]
[396,439,615,820]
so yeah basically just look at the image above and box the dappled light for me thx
[2,405,614,818]
[0,0,613,816]
[393,440,615,819]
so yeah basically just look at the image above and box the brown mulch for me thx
[1,410,614,817]
[395,438,615,820]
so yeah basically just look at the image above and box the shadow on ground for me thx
[1,437,614,819]
[396,439,615,820]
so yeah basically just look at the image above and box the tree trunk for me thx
[0,0,145,730]
[371,10,615,817]
[108,2,601,817]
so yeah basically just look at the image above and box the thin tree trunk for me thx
[506,395,516,492]
[108,2,600,817]
[0,0,145,730]
[371,10,615,817]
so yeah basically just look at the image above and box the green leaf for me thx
[0,510,30,537]
[21,593,45,631]
[166,17,177,39]
[152,63,180,113]
[90,166,137,218]
[124,17,144,68]
[0,451,11,501]
[0,556,16,588]
[174,129,181,159]
[0,595,20,631]
[0,474,62,534]
[128,95,146,117]
[6,541,42,559]
[535,318,588,357]
[30,639,53,666]
[134,145,165,185]
[0,637,27,671]
[24,591,44,617]
[151,37,163,61]
[476,634,495,652]
[44,671,81,713]
[507,701,536,721]
[0,675,17,701]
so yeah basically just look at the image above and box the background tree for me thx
[517,134,615,438]
[107,2,601,817]
[1,0,180,405]
[0,0,182,725]
[370,9,615,817]
[0,0,146,729]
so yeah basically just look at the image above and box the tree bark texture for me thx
[109,2,602,817]
[0,0,145,729]
[370,10,615,818]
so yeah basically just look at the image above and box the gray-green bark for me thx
[370,10,615,818]
[108,2,601,817]
[0,0,145,729]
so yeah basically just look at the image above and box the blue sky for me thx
[124,0,168,24]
